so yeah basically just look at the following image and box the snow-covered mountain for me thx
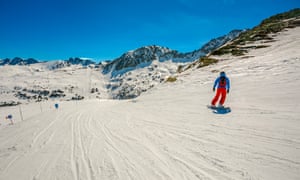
[0,29,242,70]
[103,29,243,76]
[103,45,180,75]
[67,57,96,66]
[0,57,96,69]
[199,29,246,54]
[45,57,96,70]
[101,30,243,99]
[0,57,39,66]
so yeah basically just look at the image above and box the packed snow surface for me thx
[0,28,300,180]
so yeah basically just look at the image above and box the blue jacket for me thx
[213,75,230,90]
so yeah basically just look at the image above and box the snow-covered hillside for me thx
[0,26,299,180]
[0,63,110,103]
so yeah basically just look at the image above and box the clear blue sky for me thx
[0,0,299,61]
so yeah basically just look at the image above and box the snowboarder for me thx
[211,71,230,108]
[6,114,13,125]
[55,103,59,109]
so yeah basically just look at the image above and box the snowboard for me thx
[207,105,231,114]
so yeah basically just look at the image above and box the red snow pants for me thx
[211,88,227,106]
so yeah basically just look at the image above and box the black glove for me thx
[213,88,215,92]
[227,89,229,93]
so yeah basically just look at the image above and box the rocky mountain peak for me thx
[0,57,39,66]
[102,45,180,75]
[102,30,244,76]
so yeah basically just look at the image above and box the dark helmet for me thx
[220,71,226,77]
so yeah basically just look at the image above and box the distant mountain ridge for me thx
[199,29,246,54]
[0,57,96,68]
[0,57,39,66]
[0,29,243,73]
[103,29,243,76]
[45,57,96,70]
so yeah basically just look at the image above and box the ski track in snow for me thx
[0,28,300,180]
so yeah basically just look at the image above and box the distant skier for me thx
[211,71,230,108]
[6,114,13,125]
[55,103,59,110]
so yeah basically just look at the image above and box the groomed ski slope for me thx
[0,27,300,180]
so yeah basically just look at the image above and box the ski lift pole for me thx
[19,105,24,121]
[39,102,43,113]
